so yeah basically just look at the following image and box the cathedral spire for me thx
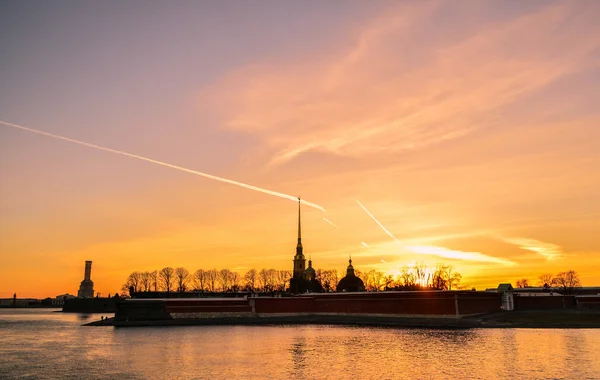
[297,197,302,245]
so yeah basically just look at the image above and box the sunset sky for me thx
[1,1,599,298]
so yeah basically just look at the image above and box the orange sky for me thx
[1,1,599,298]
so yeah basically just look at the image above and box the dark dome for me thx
[337,275,365,292]
[337,257,365,292]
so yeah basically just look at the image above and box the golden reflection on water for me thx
[1,310,599,379]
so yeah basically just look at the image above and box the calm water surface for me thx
[1,309,599,379]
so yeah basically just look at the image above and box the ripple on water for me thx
[1,310,599,379]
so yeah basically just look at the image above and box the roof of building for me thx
[497,283,514,292]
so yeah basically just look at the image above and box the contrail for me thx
[322,217,339,228]
[356,200,402,245]
[361,241,370,248]
[356,198,514,265]
[1,120,326,211]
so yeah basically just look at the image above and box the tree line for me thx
[515,270,582,294]
[121,263,464,295]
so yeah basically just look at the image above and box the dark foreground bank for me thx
[85,310,600,328]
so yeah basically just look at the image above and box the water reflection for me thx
[289,336,309,377]
[1,310,599,380]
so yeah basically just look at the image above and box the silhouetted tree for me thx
[537,273,553,287]
[159,267,174,292]
[258,269,269,292]
[244,269,257,291]
[218,269,231,291]
[140,272,151,292]
[276,270,290,292]
[516,278,530,288]
[230,271,241,292]
[552,270,581,295]
[175,267,190,292]
[122,272,142,295]
[431,265,448,290]
[399,266,416,288]
[149,270,159,291]
[194,269,207,291]
[444,266,462,290]
[207,269,218,292]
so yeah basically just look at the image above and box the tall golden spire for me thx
[297,197,302,245]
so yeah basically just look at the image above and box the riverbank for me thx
[84,310,600,328]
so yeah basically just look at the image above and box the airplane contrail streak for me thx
[356,200,403,245]
[361,241,370,248]
[1,120,326,211]
[322,217,339,228]
[356,198,515,265]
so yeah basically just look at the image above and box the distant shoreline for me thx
[85,310,600,329]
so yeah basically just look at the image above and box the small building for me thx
[497,283,514,311]
[53,293,77,306]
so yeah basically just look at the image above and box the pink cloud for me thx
[199,1,600,166]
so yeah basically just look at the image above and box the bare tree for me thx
[206,269,218,292]
[354,270,374,291]
[516,278,530,288]
[267,269,277,291]
[230,271,240,292]
[149,270,158,291]
[383,274,395,290]
[414,262,428,286]
[552,270,581,295]
[276,270,291,292]
[444,266,462,290]
[431,264,448,290]
[537,273,554,287]
[219,269,231,291]
[320,270,332,292]
[175,267,190,292]
[159,267,175,292]
[258,268,269,292]
[140,272,151,292]
[122,272,142,295]
[399,266,416,287]
[244,269,257,291]
[330,270,340,291]
[194,269,206,291]
[372,271,385,291]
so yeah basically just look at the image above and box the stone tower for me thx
[77,260,95,298]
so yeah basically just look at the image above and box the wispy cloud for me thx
[200,1,600,166]
[405,245,515,266]
[502,238,563,260]
[356,199,514,265]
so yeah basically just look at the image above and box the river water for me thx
[0,309,599,379]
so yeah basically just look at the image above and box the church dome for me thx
[337,257,365,292]
[304,259,316,280]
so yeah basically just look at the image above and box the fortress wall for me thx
[166,305,253,313]
[116,291,507,321]
[514,295,575,310]
[253,297,316,313]
[115,300,171,321]
[164,299,252,313]
[456,293,502,315]
[312,293,457,315]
